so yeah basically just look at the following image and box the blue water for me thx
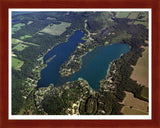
[12,19,20,23]
[37,30,85,87]
[38,30,130,91]
[71,44,130,91]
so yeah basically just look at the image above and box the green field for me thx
[40,22,71,36]
[138,13,148,21]
[27,21,33,25]
[134,21,148,28]
[12,57,24,70]
[115,12,130,18]
[12,23,25,34]
[128,12,139,19]
[12,38,23,44]
[111,31,132,43]
[12,38,39,51]
[13,44,28,51]
[20,35,32,40]
[25,42,39,46]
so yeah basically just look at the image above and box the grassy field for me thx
[121,106,148,115]
[12,57,24,70]
[40,22,71,36]
[138,13,148,21]
[27,21,33,25]
[134,21,148,29]
[13,43,28,51]
[12,38,23,44]
[115,12,130,18]
[130,42,149,87]
[120,91,148,115]
[111,31,132,43]
[12,38,39,52]
[128,12,139,19]
[12,23,25,34]
[20,35,32,40]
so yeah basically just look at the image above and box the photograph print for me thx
[9,9,151,119]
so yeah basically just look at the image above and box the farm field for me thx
[134,21,148,28]
[13,43,28,51]
[40,22,71,36]
[111,31,132,43]
[120,91,148,115]
[115,12,130,18]
[12,57,24,70]
[20,35,32,40]
[12,23,25,34]
[130,41,149,87]
[128,12,139,19]
[12,38,39,51]
[121,106,148,115]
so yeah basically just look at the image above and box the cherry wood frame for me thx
[0,0,160,128]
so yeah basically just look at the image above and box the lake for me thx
[37,30,85,87]
[38,30,130,91]
[71,43,130,91]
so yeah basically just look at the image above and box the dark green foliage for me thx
[12,70,25,114]
[42,96,66,115]
[85,96,98,114]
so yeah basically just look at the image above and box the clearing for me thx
[111,31,132,43]
[120,91,148,115]
[12,23,25,34]
[27,21,33,25]
[13,43,28,51]
[128,12,139,19]
[12,57,24,70]
[115,12,130,18]
[20,35,32,40]
[134,21,148,29]
[12,38,39,51]
[130,41,149,87]
[40,22,71,36]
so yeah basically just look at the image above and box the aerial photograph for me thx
[10,10,149,116]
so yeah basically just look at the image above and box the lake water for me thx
[71,44,130,91]
[37,30,130,91]
[37,30,85,87]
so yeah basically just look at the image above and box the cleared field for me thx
[134,21,148,29]
[111,31,132,43]
[12,57,24,70]
[130,42,148,87]
[138,13,148,21]
[20,35,32,40]
[128,12,139,19]
[27,21,33,25]
[122,106,148,115]
[120,91,148,115]
[12,23,25,34]
[40,22,71,36]
[25,42,39,46]
[12,38,23,44]
[12,38,39,51]
[13,43,28,51]
[115,12,130,18]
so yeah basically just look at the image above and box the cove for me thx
[37,30,85,87]
[71,43,130,91]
